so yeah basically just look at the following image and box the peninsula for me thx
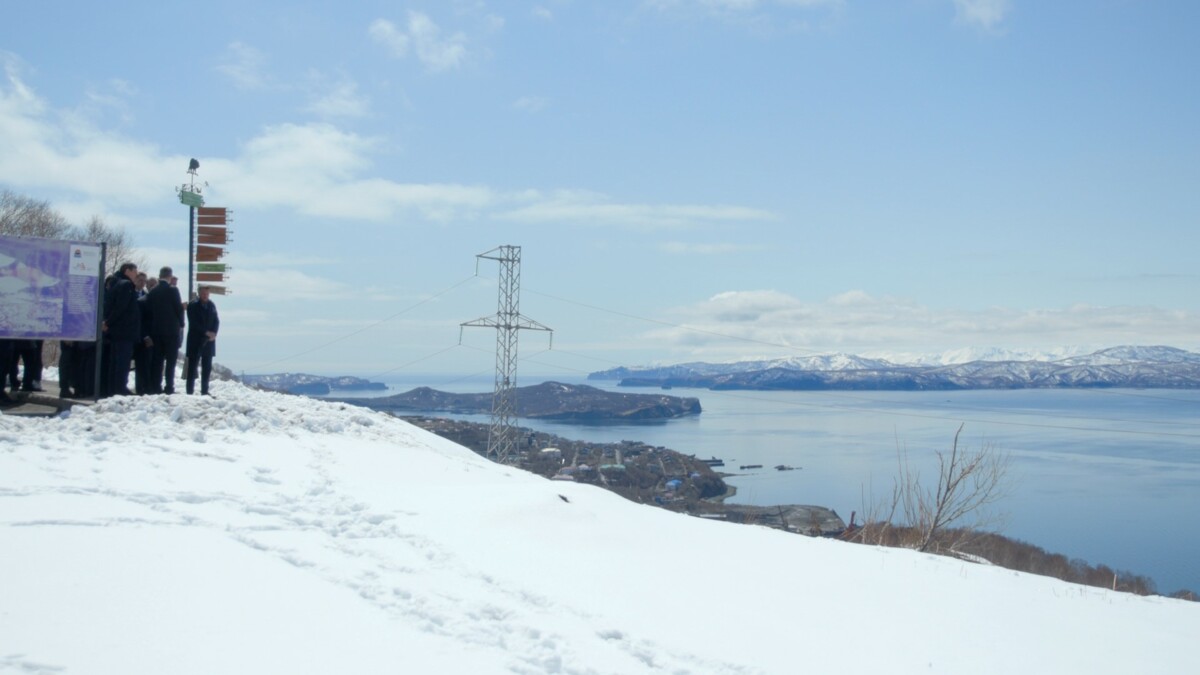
[338,381,702,422]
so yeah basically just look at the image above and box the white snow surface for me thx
[3,382,1198,674]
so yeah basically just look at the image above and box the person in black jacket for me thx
[185,285,219,396]
[134,296,152,394]
[0,339,14,405]
[145,266,185,394]
[102,262,140,396]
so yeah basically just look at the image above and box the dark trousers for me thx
[19,340,43,389]
[0,340,12,398]
[185,353,212,395]
[150,334,180,394]
[58,342,75,396]
[73,344,97,399]
[99,338,111,396]
[6,346,18,389]
[107,339,134,396]
[133,341,152,395]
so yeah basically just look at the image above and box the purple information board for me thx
[0,235,103,341]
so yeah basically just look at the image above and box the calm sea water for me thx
[330,376,1200,594]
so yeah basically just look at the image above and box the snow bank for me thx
[2,380,1198,674]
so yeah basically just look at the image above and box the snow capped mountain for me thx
[589,346,1200,390]
[765,352,898,370]
[590,352,899,381]
[868,346,1093,366]
[1055,345,1200,366]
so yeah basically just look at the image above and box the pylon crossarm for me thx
[461,316,501,329]
[513,315,552,333]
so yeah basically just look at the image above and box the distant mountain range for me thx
[587,346,1200,391]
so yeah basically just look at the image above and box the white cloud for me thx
[659,241,764,255]
[369,19,411,58]
[498,190,776,230]
[82,79,138,125]
[305,80,370,119]
[233,266,356,302]
[646,0,839,14]
[645,290,1200,361]
[644,0,842,34]
[370,13,469,72]
[951,0,1011,31]
[200,123,495,221]
[0,71,773,232]
[131,246,189,278]
[217,42,269,90]
[230,251,341,267]
[513,96,548,113]
[0,65,178,205]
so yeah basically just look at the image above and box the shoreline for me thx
[389,409,1196,600]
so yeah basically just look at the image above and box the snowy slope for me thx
[2,383,1198,674]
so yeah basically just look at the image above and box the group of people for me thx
[0,262,220,404]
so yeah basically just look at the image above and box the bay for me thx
[330,376,1200,594]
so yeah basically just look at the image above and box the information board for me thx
[0,235,103,341]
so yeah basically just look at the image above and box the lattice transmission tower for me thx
[461,245,552,463]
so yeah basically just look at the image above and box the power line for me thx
[366,344,466,381]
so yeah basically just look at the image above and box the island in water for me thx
[242,373,388,396]
[336,381,701,422]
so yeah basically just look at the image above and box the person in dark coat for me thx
[185,285,219,396]
[134,294,153,394]
[0,339,14,405]
[16,339,43,391]
[146,266,185,394]
[5,341,18,390]
[102,262,141,396]
[58,340,76,398]
[72,340,97,399]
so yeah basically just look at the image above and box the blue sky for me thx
[2,1,1198,379]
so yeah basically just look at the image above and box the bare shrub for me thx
[855,424,1009,554]
[1,189,142,278]
[0,188,71,238]
[901,424,1009,552]
[74,215,144,277]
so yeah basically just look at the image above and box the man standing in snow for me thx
[185,285,219,396]
[102,262,140,397]
[146,266,185,394]
[0,339,14,405]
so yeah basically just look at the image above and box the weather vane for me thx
[177,158,208,202]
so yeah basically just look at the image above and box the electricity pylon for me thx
[461,245,552,463]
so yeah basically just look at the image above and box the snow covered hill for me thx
[2,382,1198,674]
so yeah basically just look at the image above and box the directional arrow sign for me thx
[197,272,225,283]
[197,206,227,224]
[195,245,226,261]
[197,263,227,273]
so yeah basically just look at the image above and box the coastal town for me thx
[401,414,849,536]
